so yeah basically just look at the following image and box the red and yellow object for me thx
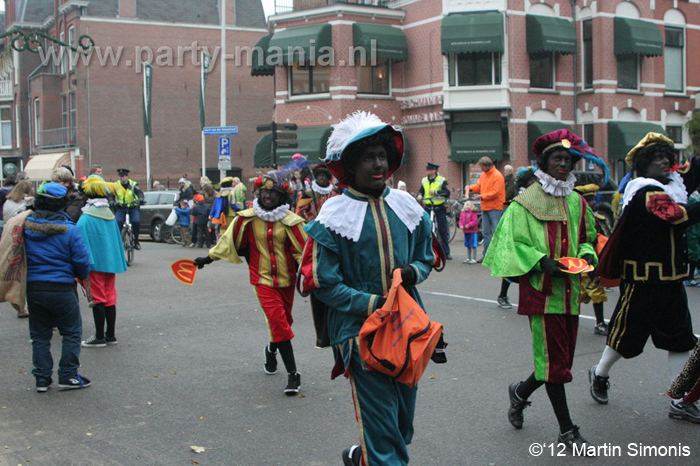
[171,259,198,285]
[556,257,594,274]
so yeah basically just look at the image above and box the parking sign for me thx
[219,137,231,156]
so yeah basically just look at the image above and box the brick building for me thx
[1,0,272,187]
[255,0,700,193]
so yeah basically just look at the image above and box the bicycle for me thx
[426,204,457,245]
[167,223,183,245]
[121,210,135,267]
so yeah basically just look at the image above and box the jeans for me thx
[115,208,141,241]
[481,209,503,257]
[27,289,83,381]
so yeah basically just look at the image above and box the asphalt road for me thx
[1,239,699,466]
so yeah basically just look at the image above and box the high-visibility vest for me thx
[421,176,446,206]
[116,180,138,207]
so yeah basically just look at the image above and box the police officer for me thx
[114,168,144,250]
[417,162,451,259]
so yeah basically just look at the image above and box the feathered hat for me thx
[254,156,309,195]
[80,175,124,198]
[624,132,674,168]
[324,111,404,187]
[533,129,609,186]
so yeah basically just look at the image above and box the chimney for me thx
[119,0,137,18]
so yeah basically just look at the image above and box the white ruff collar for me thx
[253,198,289,222]
[82,198,110,211]
[315,189,424,242]
[535,169,576,197]
[621,171,688,210]
[311,181,334,196]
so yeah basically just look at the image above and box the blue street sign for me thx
[219,136,231,156]
[203,126,238,135]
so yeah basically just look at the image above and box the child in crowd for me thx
[459,201,479,264]
[174,200,191,247]
[191,194,210,248]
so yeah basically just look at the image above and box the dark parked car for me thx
[573,171,618,228]
[140,190,180,242]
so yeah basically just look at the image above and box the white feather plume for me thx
[326,111,386,158]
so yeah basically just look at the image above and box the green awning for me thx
[607,121,667,160]
[254,133,273,168]
[254,126,333,168]
[251,34,274,77]
[526,15,576,55]
[527,121,573,156]
[268,24,332,64]
[450,122,503,163]
[441,12,504,55]
[614,17,663,57]
[353,23,407,62]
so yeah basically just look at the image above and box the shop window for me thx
[290,63,330,95]
[0,107,11,148]
[664,27,684,93]
[529,53,554,89]
[666,125,683,144]
[617,54,638,90]
[357,59,390,95]
[449,52,501,87]
[583,20,593,89]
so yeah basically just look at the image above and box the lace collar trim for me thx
[82,198,110,211]
[621,171,688,210]
[253,198,289,222]
[311,181,334,196]
[535,169,576,197]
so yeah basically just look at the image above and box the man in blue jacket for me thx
[25,182,92,392]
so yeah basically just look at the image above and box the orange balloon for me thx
[171,259,198,285]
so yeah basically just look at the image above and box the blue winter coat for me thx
[24,210,91,283]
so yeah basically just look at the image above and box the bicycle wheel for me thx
[169,225,183,245]
[447,216,457,243]
[122,228,134,267]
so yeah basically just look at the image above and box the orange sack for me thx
[359,269,444,388]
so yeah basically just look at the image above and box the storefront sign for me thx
[401,111,444,126]
[400,95,444,110]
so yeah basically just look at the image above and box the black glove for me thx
[377,296,387,309]
[139,199,146,206]
[582,254,595,266]
[396,264,417,287]
[540,256,568,278]
[193,256,214,269]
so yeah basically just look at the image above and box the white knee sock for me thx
[668,351,690,383]
[595,346,622,377]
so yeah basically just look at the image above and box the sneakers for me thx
[669,401,700,424]
[188,243,195,248]
[468,259,477,264]
[36,377,52,393]
[508,382,531,429]
[593,322,608,336]
[81,336,106,348]
[284,372,301,396]
[446,254,453,260]
[58,374,91,390]
[105,336,118,345]
[341,445,362,466]
[462,259,469,264]
[588,365,609,405]
[263,345,278,375]
[558,425,595,456]
[497,296,512,309]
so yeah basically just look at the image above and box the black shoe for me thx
[105,336,118,345]
[431,348,447,364]
[594,322,608,336]
[669,401,700,424]
[588,365,609,405]
[558,426,595,456]
[508,382,531,429]
[497,296,512,309]
[36,376,52,393]
[264,345,278,375]
[342,445,361,466]
[58,374,91,390]
[134,241,141,250]
[446,254,453,260]
[81,336,106,348]
[284,372,301,396]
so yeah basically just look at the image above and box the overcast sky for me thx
[0,2,276,18]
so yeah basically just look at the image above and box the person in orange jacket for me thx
[466,156,505,261]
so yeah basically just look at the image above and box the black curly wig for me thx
[340,129,400,187]
[632,142,676,177]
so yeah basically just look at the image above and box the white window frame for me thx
[33,98,40,147]
[582,19,593,89]
[0,106,12,148]
[356,59,392,96]
[664,26,684,93]
[448,52,502,87]
[59,31,66,75]
[617,54,639,90]
[529,52,555,90]
[68,26,76,71]
[288,63,330,96]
